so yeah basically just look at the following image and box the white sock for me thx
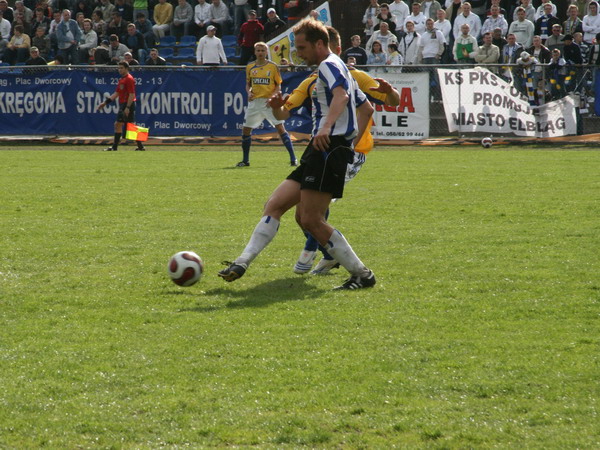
[237,216,280,266]
[324,229,369,277]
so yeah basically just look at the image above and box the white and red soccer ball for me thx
[481,137,493,148]
[168,251,204,286]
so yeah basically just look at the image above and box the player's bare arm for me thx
[313,85,349,152]
[268,92,291,120]
[370,77,400,106]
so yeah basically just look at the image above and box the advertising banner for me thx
[438,67,577,137]
[372,72,430,140]
[0,68,312,136]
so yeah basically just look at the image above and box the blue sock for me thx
[304,231,319,252]
[280,132,296,162]
[241,135,251,163]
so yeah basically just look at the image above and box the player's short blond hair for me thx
[254,41,268,50]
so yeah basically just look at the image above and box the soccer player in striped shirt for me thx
[219,19,376,290]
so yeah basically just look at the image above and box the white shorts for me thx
[243,98,285,129]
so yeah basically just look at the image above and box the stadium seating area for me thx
[158,34,239,65]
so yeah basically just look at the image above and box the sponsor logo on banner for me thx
[267,2,332,65]
[372,72,430,140]
[438,67,577,137]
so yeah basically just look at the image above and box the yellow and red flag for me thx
[126,123,149,141]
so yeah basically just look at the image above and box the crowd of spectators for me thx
[342,0,600,104]
[0,0,306,67]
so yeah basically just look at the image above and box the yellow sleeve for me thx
[273,63,282,86]
[284,73,317,111]
[351,69,387,104]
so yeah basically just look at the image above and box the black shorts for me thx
[117,102,136,123]
[287,135,354,199]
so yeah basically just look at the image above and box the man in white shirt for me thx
[405,1,427,34]
[196,25,227,65]
[534,0,557,21]
[515,0,536,23]
[434,8,451,62]
[366,21,398,55]
[452,2,482,40]
[482,5,508,37]
[209,0,233,36]
[362,0,380,38]
[192,0,211,38]
[582,1,600,43]
[418,18,445,62]
[389,0,409,34]
[508,6,535,48]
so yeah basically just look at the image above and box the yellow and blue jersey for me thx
[246,60,282,99]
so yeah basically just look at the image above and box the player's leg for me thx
[105,119,124,151]
[274,123,297,165]
[218,179,301,282]
[292,207,331,274]
[239,126,252,167]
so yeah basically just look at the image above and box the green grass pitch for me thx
[1,145,599,447]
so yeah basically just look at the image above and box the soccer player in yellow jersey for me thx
[269,26,401,274]
[237,41,298,167]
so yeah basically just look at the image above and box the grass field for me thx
[1,145,599,448]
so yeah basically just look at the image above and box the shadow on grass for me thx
[181,276,328,312]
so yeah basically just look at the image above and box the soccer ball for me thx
[168,251,204,286]
[481,137,493,148]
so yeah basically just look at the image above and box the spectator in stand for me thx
[421,0,442,20]
[4,24,30,64]
[405,1,427,34]
[108,33,128,63]
[445,0,463,28]
[74,0,92,21]
[283,0,307,26]
[56,9,81,64]
[79,18,97,63]
[514,0,536,23]
[48,10,62,54]
[527,34,551,86]
[535,3,560,43]
[481,5,508,37]
[145,47,167,64]
[263,7,285,39]
[573,31,589,63]
[209,0,232,37]
[534,0,557,21]
[14,1,32,24]
[98,0,115,22]
[25,45,46,64]
[562,34,582,64]
[233,0,250,35]
[341,34,368,66]
[196,24,226,65]
[171,0,193,39]
[492,27,507,57]
[12,11,31,37]
[238,9,263,65]
[374,3,396,34]
[153,0,173,40]
[123,50,139,65]
[134,12,154,48]
[31,7,51,36]
[546,24,565,51]
[563,5,583,36]
[191,0,211,38]
[452,2,481,40]
[509,7,535,48]
[434,8,452,63]
[475,31,500,72]
[366,21,398,55]
[132,0,149,26]
[75,12,85,32]
[453,22,478,64]
[367,39,386,72]
[583,1,600,44]
[484,0,507,19]
[107,11,128,40]
[32,25,50,58]
[386,42,403,71]
[362,0,380,39]
[0,0,13,24]
[114,0,134,23]
[399,20,420,65]
[418,17,445,63]
[0,10,9,58]
[91,39,110,64]
[92,10,107,44]
[500,33,524,80]
[389,0,408,35]
[123,22,147,63]
[548,47,567,98]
